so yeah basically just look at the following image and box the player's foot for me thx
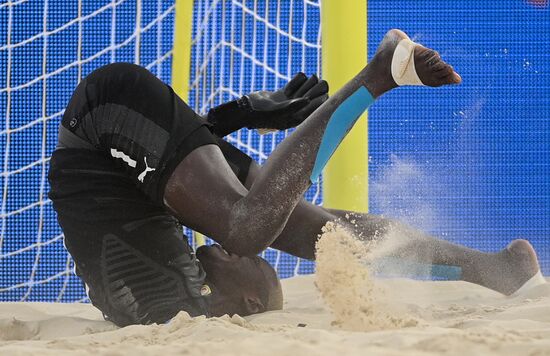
[466,239,545,296]
[362,29,462,97]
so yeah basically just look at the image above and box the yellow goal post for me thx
[321,0,369,213]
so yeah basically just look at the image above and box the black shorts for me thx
[58,62,219,204]
[48,63,253,326]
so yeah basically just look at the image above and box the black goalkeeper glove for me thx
[207,73,329,137]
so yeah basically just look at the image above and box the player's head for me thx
[196,244,283,317]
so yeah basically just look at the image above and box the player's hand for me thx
[244,73,329,131]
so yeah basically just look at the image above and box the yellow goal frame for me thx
[172,0,193,99]
[322,0,369,213]
[172,0,207,246]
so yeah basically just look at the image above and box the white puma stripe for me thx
[137,156,156,183]
[110,148,137,168]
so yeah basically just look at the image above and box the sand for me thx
[2,226,550,355]
[1,276,550,355]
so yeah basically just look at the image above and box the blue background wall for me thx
[368,1,550,272]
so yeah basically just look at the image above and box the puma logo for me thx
[138,156,156,183]
[110,148,156,183]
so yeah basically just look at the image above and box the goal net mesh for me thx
[187,0,320,278]
[1,0,175,302]
[0,0,320,303]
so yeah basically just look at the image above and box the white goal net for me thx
[188,0,322,278]
[0,0,175,302]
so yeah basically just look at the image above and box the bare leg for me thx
[329,210,541,295]
[165,30,459,256]
[243,150,541,296]
[164,29,539,295]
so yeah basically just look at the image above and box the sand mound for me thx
[1,225,549,355]
[1,275,550,355]
[314,222,418,330]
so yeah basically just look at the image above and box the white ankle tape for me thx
[391,39,424,86]
[512,270,547,296]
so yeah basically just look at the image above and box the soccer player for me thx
[49,30,543,327]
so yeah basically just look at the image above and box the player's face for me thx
[196,244,282,317]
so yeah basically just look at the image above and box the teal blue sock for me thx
[310,86,374,182]
[375,257,462,280]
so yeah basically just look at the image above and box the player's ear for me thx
[243,296,264,314]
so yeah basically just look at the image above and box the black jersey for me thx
[49,63,217,326]
[48,63,254,326]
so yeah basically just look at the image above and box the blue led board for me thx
[368,0,550,273]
